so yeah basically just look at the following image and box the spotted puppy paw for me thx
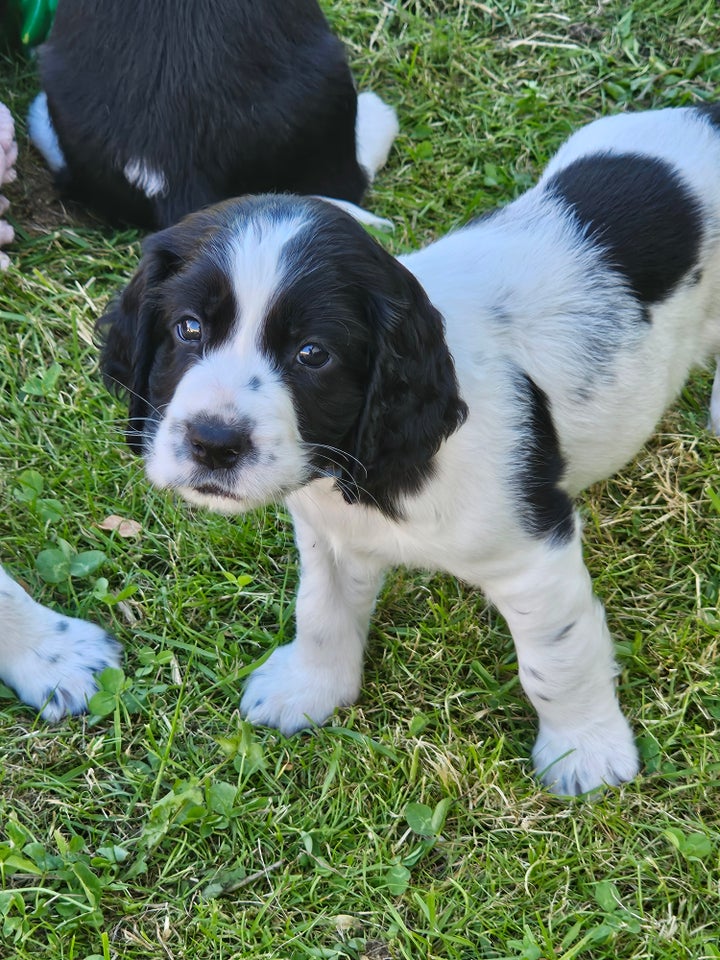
[0,568,121,721]
[533,709,639,796]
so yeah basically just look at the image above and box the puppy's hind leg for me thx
[355,91,399,182]
[482,528,639,796]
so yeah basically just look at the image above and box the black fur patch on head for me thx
[513,371,574,545]
[147,255,238,413]
[546,153,703,304]
[259,198,468,516]
[260,217,376,480]
[98,208,239,452]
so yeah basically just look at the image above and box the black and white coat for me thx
[28,0,398,229]
[101,105,720,795]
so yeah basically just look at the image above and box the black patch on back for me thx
[546,153,703,304]
[513,373,574,544]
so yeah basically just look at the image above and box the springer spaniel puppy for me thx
[26,0,398,229]
[100,105,720,795]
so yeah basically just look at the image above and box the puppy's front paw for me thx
[2,613,122,722]
[533,710,639,796]
[240,641,361,736]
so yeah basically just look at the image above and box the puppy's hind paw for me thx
[533,712,639,796]
[240,641,360,736]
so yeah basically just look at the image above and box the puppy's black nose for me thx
[186,418,252,471]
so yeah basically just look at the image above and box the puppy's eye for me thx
[176,316,203,343]
[296,343,330,368]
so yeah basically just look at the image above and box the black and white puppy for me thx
[100,105,720,795]
[27,0,398,229]
[0,564,120,720]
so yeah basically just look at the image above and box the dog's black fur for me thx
[35,0,371,228]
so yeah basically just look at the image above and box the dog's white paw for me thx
[1,609,121,722]
[240,641,361,735]
[532,711,639,796]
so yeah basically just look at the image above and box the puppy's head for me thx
[99,195,467,516]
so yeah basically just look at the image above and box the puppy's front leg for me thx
[482,530,639,795]
[241,515,385,735]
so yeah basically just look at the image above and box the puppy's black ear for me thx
[97,237,170,452]
[348,255,468,516]
[97,221,201,452]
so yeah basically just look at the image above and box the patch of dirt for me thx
[9,136,103,235]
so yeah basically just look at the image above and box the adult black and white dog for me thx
[0,565,120,720]
[27,0,398,229]
[100,105,720,795]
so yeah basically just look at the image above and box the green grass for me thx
[1,1,720,957]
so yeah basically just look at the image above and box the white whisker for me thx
[103,374,166,418]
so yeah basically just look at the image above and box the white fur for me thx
[139,107,720,795]
[27,92,67,173]
[0,565,120,721]
[145,348,308,511]
[355,91,400,182]
[123,158,168,198]
[312,196,393,230]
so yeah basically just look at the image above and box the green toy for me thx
[5,0,57,48]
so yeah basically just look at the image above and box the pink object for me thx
[0,102,18,270]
